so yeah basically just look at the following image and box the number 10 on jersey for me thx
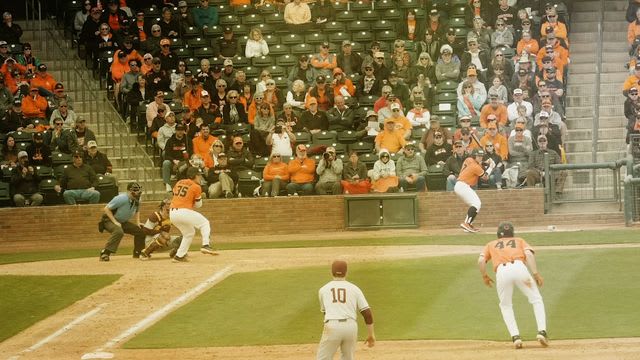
[331,288,346,303]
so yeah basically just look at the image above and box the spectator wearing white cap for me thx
[221,58,236,86]
[435,44,460,82]
[507,88,533,122]
[10,151,43,206]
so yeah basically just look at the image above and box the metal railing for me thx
[544,153,626,213]
[38,19,160,194]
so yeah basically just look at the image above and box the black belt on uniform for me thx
[325,319,348,323]
[501,260,517,266]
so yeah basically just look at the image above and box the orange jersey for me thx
[170,179,202,209]
[482,237,533,272]
[457,157,484,187]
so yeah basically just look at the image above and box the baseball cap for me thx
[342,40,352,47]
[218,152,227,158]
[87,140,98,148]
[299,54,309,62]
[160,38,171,46]
[0,41,7,46]
[185,70,192,76]
[212,64,222,73]
[152,57,161,64]
[155,90,165,98]
[33,132,44,140]
[440,44,453,54]
[17,151,28,158]
[333,67,343,75]
[13,98,21,106]
[429,8,439,15]
[201,90,209,97]
[513,88,523,95]
[176,124,186,131]
[453,140,463,146]
[390,102,400,110]
[223,59,233,66]
[117,51,127,58]
[224,27,233,33]
[389,70,398,78]
[54,83,64,91]
[404,142,416,149]
[374,51,384,58]
[178,0,187,6]
[296,144,307,151]
[447,28,456,35]
[72,150,83,157]
[635,63,640,71]
[459,115,472,122]
[38,64,47,71]
[316,75,326,83]
[366,110,377,118]
[497,221,515,238]
[321,41,330,48]
[539,111,550,118]
[467,68,477,76]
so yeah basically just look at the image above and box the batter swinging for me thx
[317,260,375,360]
[478,222,549,349]
[455,148,495,233]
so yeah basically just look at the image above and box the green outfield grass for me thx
[0,275,121,342]
[1,229,638,265]
[126,248,640,349]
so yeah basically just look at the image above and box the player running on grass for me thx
[169,167,217,262]
[478,222,548,349]
[455,148,494,233]
[317,260,375,360]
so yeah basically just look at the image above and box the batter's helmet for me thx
[497,221,515,238]
[186,167,202,179]
[331,260,348,277]
[471,148,485,157]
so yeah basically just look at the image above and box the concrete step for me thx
[604,11,627,21]
[566,151,627,164]
[565,139,626,152]
[565,116,626,129]
[570,42,598,53]
[601,62,631,73]
[603,41,629,51]
[570,33,600,43]
[601,52,630,63]
[565,107,594,118]
[567,128,626,141]
[566,95,596,107]
[604,32,630,42]
[604,21,631,32]
[599,72,632,84]
[572,1,603,12]
[568,63,597,74]
[571,12,599,22]
[567,73,598,83]
[570,54,598,64]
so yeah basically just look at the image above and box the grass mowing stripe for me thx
[2,229,639,265]
[0,275,121,342]
[125,248,640,348]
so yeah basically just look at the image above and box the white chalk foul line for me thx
[8,303,107,360]
[87,265,234,356]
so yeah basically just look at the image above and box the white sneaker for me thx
[165,184,173,192]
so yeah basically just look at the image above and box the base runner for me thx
[454,148,494,233]
[139,198,183,260]
[478,222,549,349]
[169,167,217,262]
[317,260,375,360]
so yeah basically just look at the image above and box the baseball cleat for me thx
[139,250,151,261]
[512,335,523,349]
[460,222,478,233]
[172,255,189,263]
[169,248,178,259]
[468,223,480,232]
[99,250,110,262]
[200,245,218,255]
[537,330,549,347]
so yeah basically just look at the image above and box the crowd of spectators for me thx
[625,0,640,149]
[3,0,577,204]
[0,10,115,207]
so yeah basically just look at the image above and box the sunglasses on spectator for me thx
[486,145,494,147]
[392,109,400,112]
[381,155,389,158]
[395,44,404,48]
[515,129,524,132]
[234,142,243,145]
[162,44,170,47]
[272,155,281,158]
[538,139,547,143]
[217,84,226,87]
[365,68,373,71]
[59,105,67,108]
[266,82,275,86]
[73,155,82,158]
[152,29,161,33]
[100,27,109,31]
[55,122,63,126]
[405,148,414,151]
[631,92,639,95]
[229,96,237,99]
[419,57,428,60]
[454,145,462,148]
[376,57,384,60]
[144,57,152,61]
[261,74,271,78]
[213,144,223,148]
[495,54,503,57]
[435,135,443,138]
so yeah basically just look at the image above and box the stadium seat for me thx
[371,20,394,32]
[291,43,313,55]
[263,34,279,46]
[359,152,377,169]
[236,169,262,197]
[174,47,193,59]
[426,164,446,191]
[433,92,457,105]
[312,131,338,144]
[383,9,402,21]
[234,4,252,16]
[220,14,240,26]
[230,55,249,68]
[184,57,201,68]
[328,32,350,44]
[399,0,419,8]
[97,175,118,203]
[411,127,428,141]
[329,142,347,154]
[253,156,269,173]
[352,31,374,44]
[358,10,379,22]
[0,182,11,206]
[182,26,201,38]
[1,167,13,182]
[187,37,209,49]
[276,54,297,67]
[258,3,277,14]
[243,66,260,79]
[434,113,457,128]
[203,25,224,39]
[226,122,251,135]
[374,0,396,10]
[349,141,374,154]
[258,24,276,36]
[35,166,54,179]
[217,5,232,16]
[294,131,311,144]
[436,80,459,93]
[337,130,359,144]
[305,33,328,45]
[51,152,73,167]
[351,1,372,12]
[242,13,264,26]
[265,13,285,25]
[332,1,349,12]
[193,47,215,58]
[376,30,398,42]
[335,11,356,23]
[268,44,290,56]
[449,17,466,29]
[450,6,466,17]
[358,95,376,108]
[230,24,249,35]
[252,55,275,68]
[348,21,371,32]
[281,33,304,46]
[7,131,32,143]
[323,21,346,33]
[273,76,288,90]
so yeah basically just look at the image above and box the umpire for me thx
[99,182,146,261]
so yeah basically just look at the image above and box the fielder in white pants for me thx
[317,260,375,360]
[478,222,548,349]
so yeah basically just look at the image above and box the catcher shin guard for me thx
[465,206,478,224]
[143,240,162,256]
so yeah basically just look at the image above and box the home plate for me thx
[81,352,114,359]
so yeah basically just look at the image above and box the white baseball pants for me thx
[454,181,482,209]
[496,260,546,337]
[317,319,358,360]
[170,208,211,258]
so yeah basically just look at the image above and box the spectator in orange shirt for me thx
[541,8,568,43]
[110,51,130,104]
[375,118,406,154]
[22,86,48,119]
[630,8,640,49]
[480,122,509,160]
[1,58,27,95]
[261,151,290,197]
[331,67,355,98]
[286,144,316,195]
[192,123,216,168]
[516,30,539,57]
[623,63,640,95]
[305,75,334,111]
[30,64,57,96]
[140,53,153,75]
[480,93,508,128]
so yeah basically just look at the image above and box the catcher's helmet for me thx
[331,260,348,277]
[471,148,485,157]
[497,221,515,238]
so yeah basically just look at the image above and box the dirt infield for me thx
[1,240,639,360]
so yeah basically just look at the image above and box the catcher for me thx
[478,222,548,349]
[139,198,182,260]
